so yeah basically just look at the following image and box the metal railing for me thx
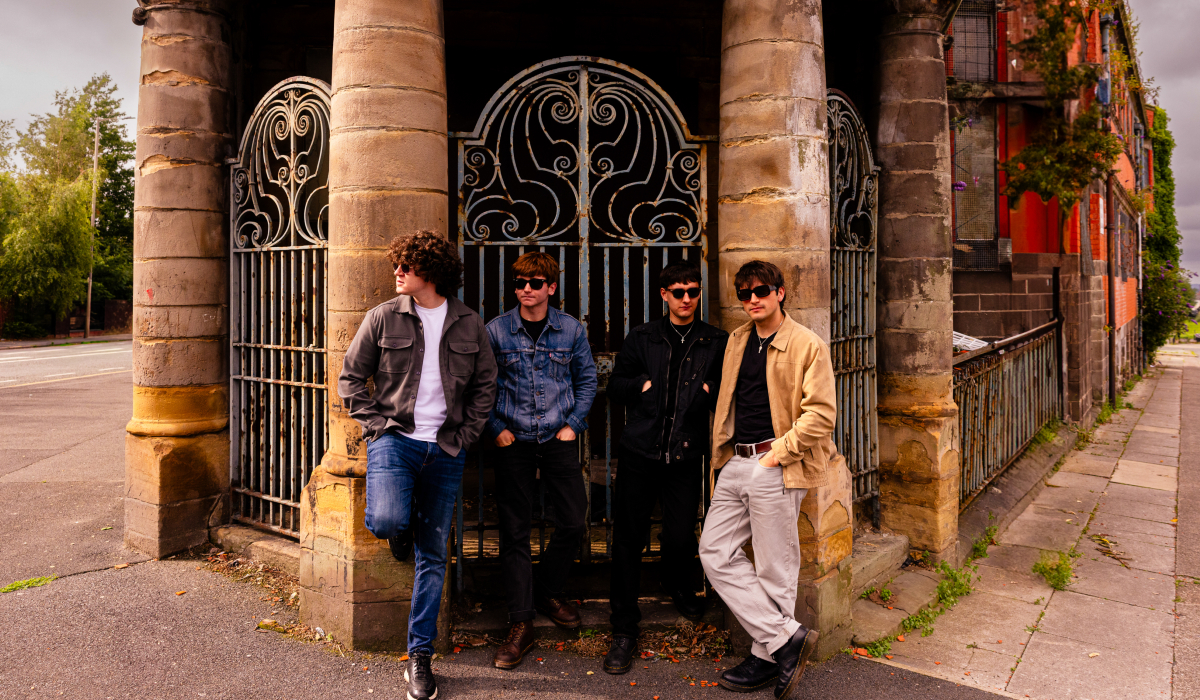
[954,319,1061,509]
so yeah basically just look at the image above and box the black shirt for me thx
[662,321,694,436]
[522,316,548,344]
[732,329,776,445]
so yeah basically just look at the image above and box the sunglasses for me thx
[735,284,779,302]
[665,287,702,299]
[392,262,411,274]
[513,277,549,291]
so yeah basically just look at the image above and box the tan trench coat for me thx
[710,314,844,490]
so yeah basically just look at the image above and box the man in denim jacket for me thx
[485,252,597,670]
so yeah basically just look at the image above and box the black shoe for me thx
[404,650,438,700]
[388,529,414,562]
[671,587,706,621]
[773,626,818,700]
[718,654,779,692]
[603,635,637,674]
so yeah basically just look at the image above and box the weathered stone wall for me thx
[874,1,960,562]
[952,269,1055,341]
[298,0,450,652]
[126,0,234,558]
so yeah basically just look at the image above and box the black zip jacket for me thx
[607,317,728,463]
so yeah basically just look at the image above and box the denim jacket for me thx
[485,306,598,443]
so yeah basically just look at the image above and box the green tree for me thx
[1141,106,1190,351]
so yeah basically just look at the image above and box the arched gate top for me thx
[827,90,879,251]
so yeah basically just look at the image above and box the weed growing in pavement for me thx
[936,561,976,606]
[1073,426,1094,450]
[971,526,998,561]
[900,607,940,637]
[854,560,982,656]
[1033,549,1080,590]
[863,637,892,657]
[879,587,894,603]
[1030,417,1062,447]
[1,575,55,593]
[860,586,877,599]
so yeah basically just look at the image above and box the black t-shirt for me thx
[732,329,776,445]
[662,321,694,425]
[522,316,548,344]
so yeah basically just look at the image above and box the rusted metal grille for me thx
[827,92,881,518]
[450,57,713,589]
[954,320,1061,508]
[949,0,997,83]
[229,77,330,537]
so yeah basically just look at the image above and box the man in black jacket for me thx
[602,262,728,673]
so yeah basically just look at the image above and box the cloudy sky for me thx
[0,0,1196,270]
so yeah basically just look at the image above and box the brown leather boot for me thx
[493,621,537,670]
[535,596,581,629]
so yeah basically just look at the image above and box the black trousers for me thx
[494,438,588,623]
[609,446,704,637]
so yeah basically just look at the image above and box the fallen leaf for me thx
[885,655,894,659]
[398,655,408,662]
[586,671,594,675]
[100,527,112,531]
[897,635,905,642]
[630,681,637,686]
[935,661,942,665]
[997,640,1003,643]
[175,591,186,596]
[112,563,129,570]
[1089,653,1100,658]
[855,648,871,657]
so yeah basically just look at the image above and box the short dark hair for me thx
[659,262,702,289]
[512,251,560,281]
[387,230,464,298]
[733,260,785,296]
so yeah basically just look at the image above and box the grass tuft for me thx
[1032,550,1079,590]
[1,576,56,593]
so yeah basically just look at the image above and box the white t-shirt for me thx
[402,299,449,443]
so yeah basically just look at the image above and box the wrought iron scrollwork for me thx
[827,92,878,250]
[459,58,706,245]
[232,77,331,250]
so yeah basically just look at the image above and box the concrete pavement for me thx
[0,344,1006,698]
[872,348,1197,699]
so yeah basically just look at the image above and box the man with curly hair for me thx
[486,251,597,670]
[339,230,497,700]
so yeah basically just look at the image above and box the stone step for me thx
[210,524,302,576]
[453,596,727,641]
[849,566,942,646]
[849,531,910,599]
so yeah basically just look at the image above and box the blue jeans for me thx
[365,432,465,654]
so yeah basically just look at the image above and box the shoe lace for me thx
[412,653,433,682]
[505,623,526,644]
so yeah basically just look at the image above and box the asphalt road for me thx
[0,343,1006,699]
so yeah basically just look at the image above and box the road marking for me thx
[0,369,131,390]
[0,349,132,364]
[96,367,128,371]
[0,379,14,383]
[44,372,76,377]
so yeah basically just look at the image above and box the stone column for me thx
[298,0,449,651]
[719,0,852,658]
[125,0,233,558]
[874,2,959,561]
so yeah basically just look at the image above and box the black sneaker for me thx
[603,634,637,674]
[670,587,706,621]
[718,654,779,692]
[773,626,817,700]
[405,649,437,700]
[389,529,414,562]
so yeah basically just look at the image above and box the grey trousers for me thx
[699,454,807,661]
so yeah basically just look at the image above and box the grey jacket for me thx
[339,295,498,456]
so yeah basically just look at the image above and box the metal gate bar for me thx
[229,77,331,537]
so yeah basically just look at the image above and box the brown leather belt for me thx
[734,440,773,458]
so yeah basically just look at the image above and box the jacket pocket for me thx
[378,336,414,373]
[448,341,479,377]
[548,350,572,381]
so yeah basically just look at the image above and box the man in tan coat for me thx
[699,260,840,700]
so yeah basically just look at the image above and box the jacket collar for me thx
[503,305,563,334]
[730,313,797,352]
[393,294,469,323]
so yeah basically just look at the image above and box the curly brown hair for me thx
[386,231,464,299]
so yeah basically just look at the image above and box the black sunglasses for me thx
[735,284,779,302]
[513,277,548,291]
[392,262,411,274]
[665,287,702,299]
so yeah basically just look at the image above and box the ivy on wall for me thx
[1141,106,1192,352]
[998,0,1123,211]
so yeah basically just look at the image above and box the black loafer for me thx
[671,587,706,621]
[603,634,637,674]
[718,654,779,692]
[773,626,818,700]
[388,529,414,562]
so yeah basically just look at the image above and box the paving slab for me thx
[1138,413,1181,430]
[1081,441,1124,458]
[888,629,975,671]
[887,570,940,615]
[1133,424,1179,435]
[850,598,908,645]
[1045,471,1108,490]
[1067,555,1176,610]
[1079,536,1175,575]
[1120,439,1178,458]
[1006,632,1173,700]
[913,591,1036,658]
[977,545,1044,576]
[1036,589,1174,651]
[1058,453,1116,478]
[1100,482,1177,507]
[996,506,1087,552]
[970,563,1053,605]
[959,648,1020,695]
[1028,485,1098,516]
[1119,450,1179,467]
[1095,495,1176,523]
[1110,460,1178,491]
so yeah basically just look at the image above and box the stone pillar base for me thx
[299,467,450,652]
[878,413,960,561]
[124,431,229,558]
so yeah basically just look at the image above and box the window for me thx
[952,106,998,270]
[951,1,997,83]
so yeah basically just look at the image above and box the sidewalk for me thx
[0,333,131,351]
[871,349,1191,699]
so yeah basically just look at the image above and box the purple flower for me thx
[953,181,968,191]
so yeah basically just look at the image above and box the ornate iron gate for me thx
[451,57,713,587]
[229,77,331,536]
[827,91,881,519]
